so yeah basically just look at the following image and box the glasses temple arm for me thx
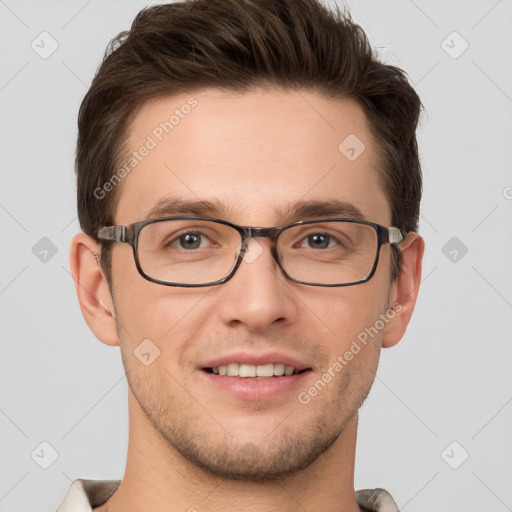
[387,227,404,245]
[97,225,127,243]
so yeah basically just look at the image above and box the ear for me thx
[69,233,120,347]
[382,233,425,348]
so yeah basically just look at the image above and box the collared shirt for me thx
[57,479,400,511]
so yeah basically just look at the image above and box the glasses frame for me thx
[97,216,404,288]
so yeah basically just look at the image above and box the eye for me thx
[300,232,337,249]
[170,231,210,250]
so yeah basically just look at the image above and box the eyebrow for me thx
[145,197,235,219]
[280,199,365,222]
[144,196,366,224]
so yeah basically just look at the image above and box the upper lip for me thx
[201,352,312,372]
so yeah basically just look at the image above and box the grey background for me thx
[0,0,511,510]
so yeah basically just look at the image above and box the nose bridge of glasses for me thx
[245,226,281,240]
[237,226,282,266]
[239,226,282,253]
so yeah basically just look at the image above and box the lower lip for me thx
[201,370,311,401]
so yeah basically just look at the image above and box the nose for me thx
[217,238,298,332]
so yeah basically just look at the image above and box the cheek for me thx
[115,287,206,341]
[110,245,199,338]
[112,278,215,380]
[298,283,388,342]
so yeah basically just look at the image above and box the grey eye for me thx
[178,233,203,249]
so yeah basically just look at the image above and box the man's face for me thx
[109,88,395,480]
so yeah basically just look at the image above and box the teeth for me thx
[213,363,298,378]
[239,364,256,377]
[256,363,273,377]
[273,363,285,376]
[227,363,239,376]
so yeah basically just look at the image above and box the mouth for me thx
[199,354,313,401]
[203,363,310,378]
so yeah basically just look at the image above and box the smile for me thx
[204,363,308,378]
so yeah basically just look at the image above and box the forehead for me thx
[115,88,391,226]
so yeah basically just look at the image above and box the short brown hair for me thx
[76,0,422,285]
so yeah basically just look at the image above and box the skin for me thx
[70,88,424,512]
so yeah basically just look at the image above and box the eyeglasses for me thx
[97,216,404,287]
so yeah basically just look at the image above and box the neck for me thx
[96,390,363,512]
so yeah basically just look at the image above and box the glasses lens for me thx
[137,219,241,285]
[278,221,378,285]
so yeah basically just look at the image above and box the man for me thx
[60,0,424,510]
